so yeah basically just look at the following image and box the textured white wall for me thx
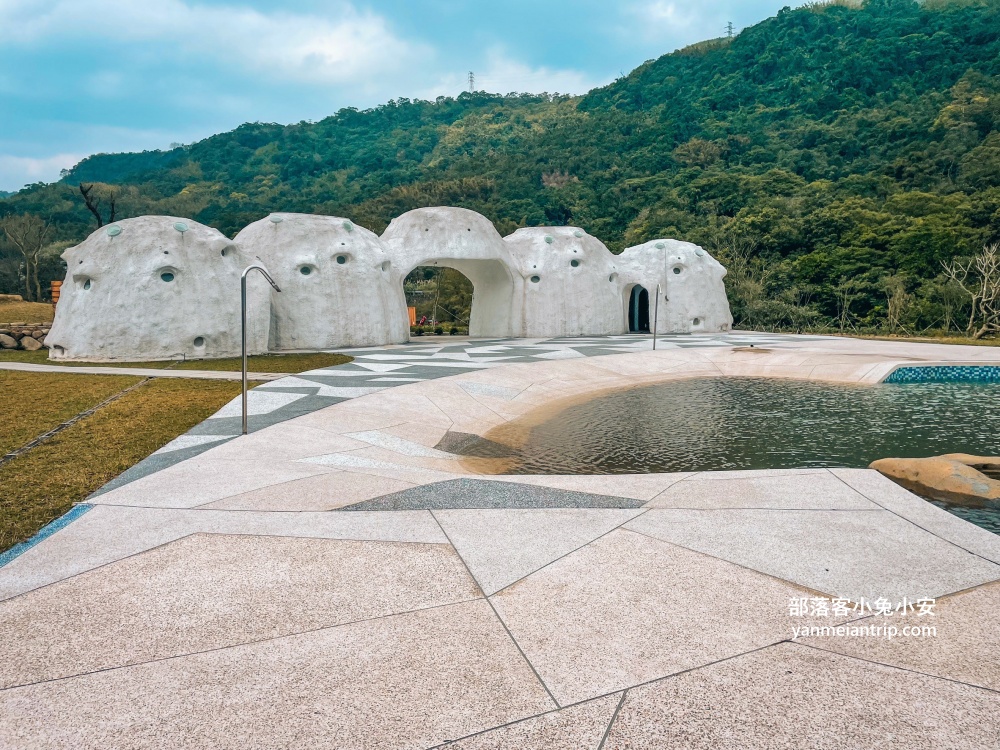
[382,207,523,338]
[503,227,624,337]
[236,213,409,350]
[618,239,734,334]
[47,216,270,361]
[49,209,734,361]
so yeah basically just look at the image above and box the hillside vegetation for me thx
[2,0,999,336]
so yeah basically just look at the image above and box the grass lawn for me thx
[0,348,352,372]
[0,300,54,324]
[0,377,252,553]
[844,334,1000,347]
[0,371,143,456]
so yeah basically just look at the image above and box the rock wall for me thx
[0,324,50,351]
[46,217,271,361]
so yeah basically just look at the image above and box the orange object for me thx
[407,306,417,325]
[51,280,62,307]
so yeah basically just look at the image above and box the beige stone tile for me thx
[0,506,449,601]
[645,472,877,509]
[436,509,642,595]
[490,529,832,705]
[198,423,367,461]
[0,600,554,749]
[603,643,999,750]
[0,534,478,687]
[443,693,620,749]
[91,458,335,508]
[628,508,1000,602]
[486,473,690,501]
[830,468,1000,564]
[201,470,416,510]
[804,580,1000,691]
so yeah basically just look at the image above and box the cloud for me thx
[0,153,83,191]
[0,0,427,85]
[418,48,604,99]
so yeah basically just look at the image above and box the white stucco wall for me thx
[46,216,270,361]
[381,207,523,338]
[235,213,409,350]
[48,209,734,360]
[502,227,624,337]
[617,239,733,334]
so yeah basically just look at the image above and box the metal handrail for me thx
[241,263,281,435]
[653,283,660,350]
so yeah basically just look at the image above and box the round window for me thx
[160,272,175,282]
[300,266,312,276]
[83,279,92,290]
[106,226,122,237]
[336,255,347,265]
[673,267,682,275]
[570,259,580,268]
[173,222,188,233]
[193,336,205,347]
[530,275,541,283]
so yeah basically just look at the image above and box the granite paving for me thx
[3,333,999,747]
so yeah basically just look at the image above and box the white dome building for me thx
[381,207,523,338]
[617,239,734,334]
[235,213,408,350]
[502,227,624,337]
[46,216,270,361]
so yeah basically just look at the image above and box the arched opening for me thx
[405,266,473,335]
[628,285,650,333]
[401,258,516,338]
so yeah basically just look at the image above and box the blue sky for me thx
[0,0,791,191]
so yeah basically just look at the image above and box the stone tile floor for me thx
[2,333,999,748]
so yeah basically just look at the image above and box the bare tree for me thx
[79,182,118,228]
[1,213,53,301]
[883,275,912,335]
[943,244,1000,339]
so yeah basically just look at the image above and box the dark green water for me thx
[506,378,1000,532]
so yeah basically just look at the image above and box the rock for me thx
[0,334,16,349]
[19,335,42,351]
[32,330,43,338]
[870,454,1000,506]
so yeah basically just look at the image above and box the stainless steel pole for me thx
[653,283,660,350]
[241,263,281,435]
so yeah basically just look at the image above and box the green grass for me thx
[0,349,352,371]
[0,370,142,456]
[0,377,250,552]
[0,300,54,324]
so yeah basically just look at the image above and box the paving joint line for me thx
[429,509,561,709]
[827,471,1000,567]
[0,377,152,468]
[0,596,484,693]
[790,641,1000,695]
[596,691,628,750]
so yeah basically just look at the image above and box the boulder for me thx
[0,333,16,349]
[19,335,43,351]
[870,454,1000,506]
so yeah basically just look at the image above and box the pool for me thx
[477,377,1000,532]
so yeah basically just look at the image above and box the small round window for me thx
[106,226,122,237]
[160,271,175,282]
[83,279,92,290]
[530,275,541,283]
[300,266,312,276]
[193,336,205,347]
[173,222,188,233]
[673,267,682,275]
[570,259,580,268]
[336,255,347,265]
[693,318,701,326]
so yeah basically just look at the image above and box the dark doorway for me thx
[629,286,650,332]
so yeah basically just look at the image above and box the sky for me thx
[0,0,793,192]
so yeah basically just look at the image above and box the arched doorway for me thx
[405,266,473,333]
[628,285,650,332]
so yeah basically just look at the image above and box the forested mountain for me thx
[3,0,1000,335]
